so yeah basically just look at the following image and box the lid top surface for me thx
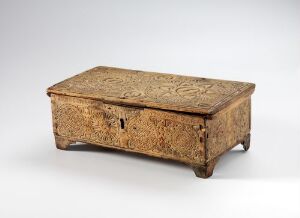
[47,66,255,114]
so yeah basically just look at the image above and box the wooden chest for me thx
[47,66,255,178]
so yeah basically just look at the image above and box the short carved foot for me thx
[54,135,75,150]
[242,133,251,151]
[192,158,219,178]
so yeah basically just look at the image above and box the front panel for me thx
[51,94,205,164]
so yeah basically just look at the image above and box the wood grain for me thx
[47,66,255,114]
[47,66,255,178]
[51,94,205,165]
[206,97,251,161]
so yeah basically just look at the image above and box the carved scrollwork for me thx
[48,66,253,114]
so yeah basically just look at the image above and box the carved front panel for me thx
[51,94,205,164]
[206,97,251,160]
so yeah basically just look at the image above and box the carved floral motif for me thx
[48,66,253,114]
[48,66,255,178]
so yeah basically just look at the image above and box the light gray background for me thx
[1,0,300,217]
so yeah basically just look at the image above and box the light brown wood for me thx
[47,66,255,178]
[54,135,75,150]
[242,133,251,151]
[51,94,205,165]
[47,66,255,115]
[192,158,219,178]
[205,97,251,161]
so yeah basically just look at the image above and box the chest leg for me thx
[242,133,251,151]
[191,158,219,178]
[55,135,75,150]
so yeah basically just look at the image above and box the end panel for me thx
[205,97,251,161]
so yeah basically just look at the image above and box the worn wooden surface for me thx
[47,66,255,114]
[48,66,255,178]
[206,96,251,161]
[52,94,206,165]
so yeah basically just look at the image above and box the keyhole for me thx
[120,118,125,129]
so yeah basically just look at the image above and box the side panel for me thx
[206,97,251,161]
[51,94,205,164]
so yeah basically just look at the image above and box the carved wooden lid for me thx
[47,66,255,114]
